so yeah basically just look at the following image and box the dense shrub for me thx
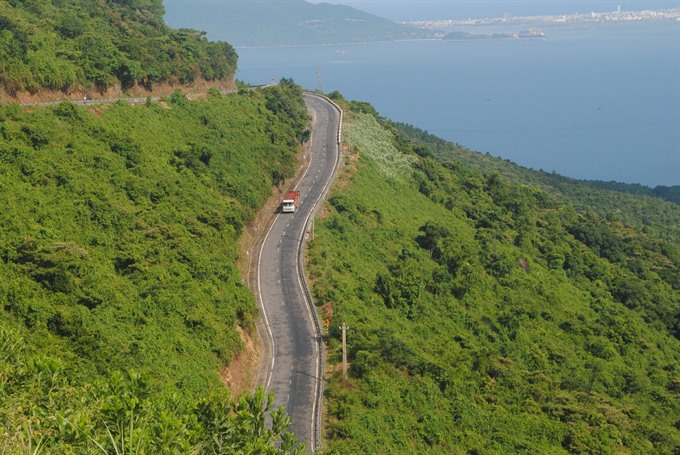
[0,0,237,95]
[0,85,309,452]
[310,107,680,454]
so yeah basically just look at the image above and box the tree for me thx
[416,221,450,258]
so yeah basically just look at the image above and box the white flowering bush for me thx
[345,113,414,181]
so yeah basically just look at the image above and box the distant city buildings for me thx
[406,7,680,30]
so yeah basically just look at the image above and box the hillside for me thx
[3,1,679,452]
[0,1,322,451]
[392,120,680,243]
[163,0,433,47]
[0,82,310,451]
[0,0,236,100]
[310,96,680,453]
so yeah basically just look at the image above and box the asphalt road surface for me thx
[255,93,341,450]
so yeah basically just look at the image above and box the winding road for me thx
[19,87,339,451]
[253,93,341,451]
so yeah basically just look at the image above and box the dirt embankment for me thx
[0,78,237,104]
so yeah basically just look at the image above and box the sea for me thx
[235,21,680,187]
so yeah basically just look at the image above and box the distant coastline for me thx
[234,7,680,48]
[407,7,680,32]
[442,29,545,41]
[237,20,679,186]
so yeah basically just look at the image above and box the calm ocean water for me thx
[236,21,680,187]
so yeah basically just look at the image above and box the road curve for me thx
[253,93,341,451]
[17,87,338,449]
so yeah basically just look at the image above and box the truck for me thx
[281,191,300,213]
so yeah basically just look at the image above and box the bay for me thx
[236,21,680,187]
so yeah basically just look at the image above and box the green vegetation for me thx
[1,0,311,449]
[3,2,677,452]
[164,0,433,47]
[394,121,680,242]
[2,328,302,453]
[587,181,680,206]
[0,0,236,95]
[0,82,309,452]
[310,98,680,453]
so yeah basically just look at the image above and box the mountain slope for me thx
[392,121,680,243]
[309,98,680,453]
[163,0,432,46]
[0,84,310,452]
[0,0,236,99]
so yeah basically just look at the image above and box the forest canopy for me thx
[0,0,237,96]
[0,84,309,452]
[312,95,680,454]
[0,0,312,450]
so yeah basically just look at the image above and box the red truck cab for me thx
[281,191,300,213]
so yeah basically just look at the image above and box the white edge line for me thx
[298,93,342,449]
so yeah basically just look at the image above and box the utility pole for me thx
[342,323,348,378]
[316,67,323,94]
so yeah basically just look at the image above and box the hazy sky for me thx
[308,1,680,21]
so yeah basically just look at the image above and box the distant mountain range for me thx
[163,0,434,47]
